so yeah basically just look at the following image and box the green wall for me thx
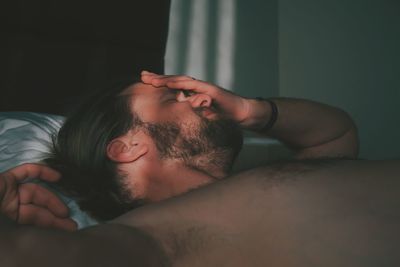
[234,0,279,98]
[166,0,400,160]
[279,0,400,159]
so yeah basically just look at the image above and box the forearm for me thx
[243,97,359,158]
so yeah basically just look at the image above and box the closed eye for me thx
[176,90,192,102]
[180,90,195,97]
[163,89,195,103]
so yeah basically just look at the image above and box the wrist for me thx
[254,97,278,132]
[240,98,275,130]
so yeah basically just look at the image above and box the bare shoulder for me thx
[114,159,400,266]
[231,158,400,183]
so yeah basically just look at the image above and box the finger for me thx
[141,73,168,84]
[3,163,61,183]
[166,80,213,94]
[141,70,165,80]
[141,70,158,75]
[19,204,78,231]
[141,71,164,78]
[141,70,152,75]
[151,76,195,87]
[141,72,196,87]
[19,183,69,218]
[51,216,78,232]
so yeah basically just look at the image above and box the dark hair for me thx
[46,77,145,221]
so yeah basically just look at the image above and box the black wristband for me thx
[255,97,278,131]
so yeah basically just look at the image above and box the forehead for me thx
[122,82,166,95]
[122,82,173,118]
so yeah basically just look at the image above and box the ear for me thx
[106,136,149,163]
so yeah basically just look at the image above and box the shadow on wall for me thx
[165,0,286,164]
[165,0,279,98]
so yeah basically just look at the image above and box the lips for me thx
[202,109,213,116]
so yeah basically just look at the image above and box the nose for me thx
[188,93,212,108]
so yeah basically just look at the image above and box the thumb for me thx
[19,204,78,231]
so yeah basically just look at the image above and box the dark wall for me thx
[0,0,171,115]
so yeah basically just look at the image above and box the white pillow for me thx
[0,112,98,229]
[0,112,64,173]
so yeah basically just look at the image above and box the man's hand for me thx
[0,163,77,231]
[141,71,256,127]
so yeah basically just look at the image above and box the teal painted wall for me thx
[233,0,279,98]
[279,0,400,159]
[166,0,400,160]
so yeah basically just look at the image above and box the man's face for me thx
[126,82,243,175]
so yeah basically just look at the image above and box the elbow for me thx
[342,122,359,159]
[294,114,359,160]
[330,111,359,159]
[342,111,359,158]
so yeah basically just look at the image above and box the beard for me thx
[143,108,243,175]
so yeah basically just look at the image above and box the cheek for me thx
[135,104,159,122]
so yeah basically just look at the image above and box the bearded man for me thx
[1,71,358,227]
